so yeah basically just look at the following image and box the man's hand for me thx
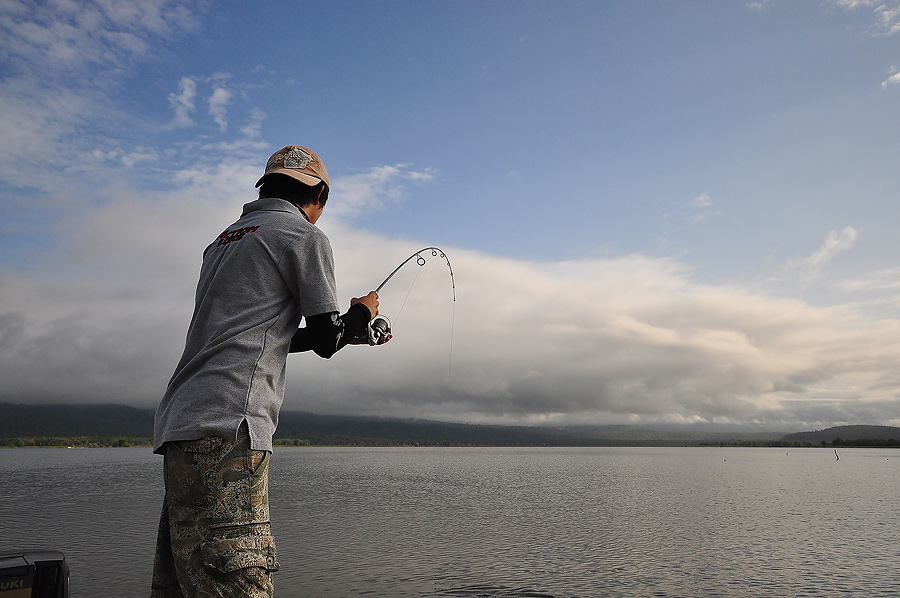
[351,291,379,319]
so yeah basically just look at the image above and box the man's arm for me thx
[290,303,370,358]
[290,291,379,358]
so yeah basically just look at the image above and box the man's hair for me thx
[258,173,328,207]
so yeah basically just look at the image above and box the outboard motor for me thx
[0,551,70,598]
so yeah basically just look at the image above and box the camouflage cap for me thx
[255,145,329,189]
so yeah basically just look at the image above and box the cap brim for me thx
[255,169,323,188]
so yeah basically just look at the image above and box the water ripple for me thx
[4,446,900,597]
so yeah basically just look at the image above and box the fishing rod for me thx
[360,247,456,346]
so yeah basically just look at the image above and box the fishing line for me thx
[366,246,457,391]
[391,264,421,327]
[374,246,456,300]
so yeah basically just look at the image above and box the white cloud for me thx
[329,164,436,218]
[168,76,197,128]
[883,70,900,87]
[171,159,261,202]
[240,108,267,139]
[682,192,715,223]
[689,192,713,208]
[808,227,858,264]
[784,227,858,284]
[831,0,900,35]
[832,0,875,7]
[0,0,206,190]
[0,82,87,186]
[875,2,900,34]
[746,1,771,12]
[208,87,232,132]
[0,0,202,74]
[120,146,159,168]
[837,267,900,293]
[96,0,200,36]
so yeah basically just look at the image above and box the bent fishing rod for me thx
[358,247,456,346]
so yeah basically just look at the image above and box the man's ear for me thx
[316,184,325,201]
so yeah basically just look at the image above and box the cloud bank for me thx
[2,180,899,431]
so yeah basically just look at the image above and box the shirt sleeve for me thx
[280,228,341,317]
[289,302,372,358]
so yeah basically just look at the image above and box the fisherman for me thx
[150,145,379,598]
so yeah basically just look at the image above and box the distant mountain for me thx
[781,425,900,444]
[0,402,154,437]
[1,403,898,447]
[0,404,716,446]
[272,412,721,446]
[275,411,560,446]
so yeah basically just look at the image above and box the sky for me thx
[2,0,900,432]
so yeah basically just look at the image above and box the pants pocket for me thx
[201,534,279,574]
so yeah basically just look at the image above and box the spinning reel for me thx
[367,315,393,346]
[353,314,393,346]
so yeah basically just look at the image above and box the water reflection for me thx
[1,447,898,598]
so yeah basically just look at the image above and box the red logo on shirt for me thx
[216,226,260,246]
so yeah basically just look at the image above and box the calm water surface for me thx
[1,446,898,597]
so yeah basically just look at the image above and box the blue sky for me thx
[2,0,900,430]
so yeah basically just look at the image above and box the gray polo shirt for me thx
[154,197,340,453]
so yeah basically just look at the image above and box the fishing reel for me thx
[367,315,393,346]
[353,315,393,346]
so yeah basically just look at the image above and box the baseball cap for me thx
[255,145,329,189]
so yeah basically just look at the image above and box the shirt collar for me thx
[241,197,307,220]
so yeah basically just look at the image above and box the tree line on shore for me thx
[1,436,151,448]
[4,435,900,449]
[701,437,900,448]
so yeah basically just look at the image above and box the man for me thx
[151,145,379,597]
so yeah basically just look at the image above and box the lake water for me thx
[1,446,898,597]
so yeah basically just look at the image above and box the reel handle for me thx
[367,315,393,346]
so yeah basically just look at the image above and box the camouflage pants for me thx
[151,424,279,598]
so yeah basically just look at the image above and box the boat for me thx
[0,551,69,597]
